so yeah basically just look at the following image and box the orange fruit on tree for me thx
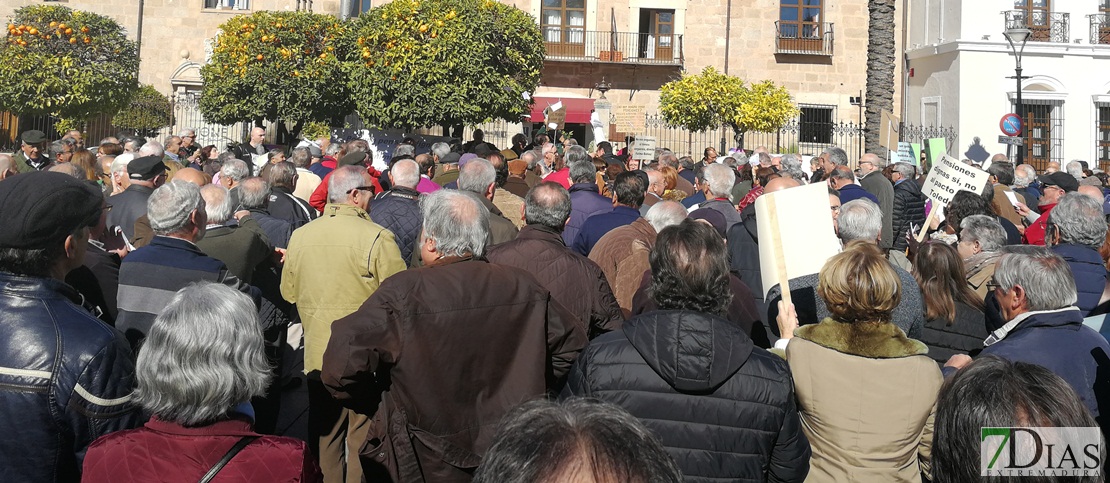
[69,37,77,44]
[256,54,263,60]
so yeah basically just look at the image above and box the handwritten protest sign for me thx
[916,154,990,240]
[756,182,842,303]
[898,142,916,168]
[612,104,646,133]
[631,136,657,160]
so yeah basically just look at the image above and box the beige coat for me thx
[784,319,942,483]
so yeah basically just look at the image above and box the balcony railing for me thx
[1003,10,1070,43]
[775,22,834,56]
[541,29,683,65]
[1091,13,1110,45]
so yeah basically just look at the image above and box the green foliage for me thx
[301,120,330,141]
[200,11,352,127]
[660,67,799,138]
[0,6,138,123]
[343,0,544,129]
[113,84,173,137]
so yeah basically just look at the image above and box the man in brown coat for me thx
[590,201,688,317]
[321,189,587,483]
[487,182,623,339]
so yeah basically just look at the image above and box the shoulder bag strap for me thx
[198,435,260,483]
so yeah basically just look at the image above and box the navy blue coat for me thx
[1052,243,1109,316]
[571,206,641,256]
[836,183,879,206]
[564,183,613,246]
[369,187,423,267]
[981,307,1110,419]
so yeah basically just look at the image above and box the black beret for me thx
[339,152,367,167]
[440,152,461,165]
[128,155,167,180]
[1038,172,1079,193]
[0,172,102,248]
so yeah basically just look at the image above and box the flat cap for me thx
[21,129,47,144]
[0,172,101,248]
[440,152,461,165]
[339,152,367,167]
[128,155,168,180]
[1038,172,1079,193]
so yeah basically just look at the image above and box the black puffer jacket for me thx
[891,179,927,251]
[727,203,766,318]
[368,186,423,267]
[919,301,988,364]
[562,310,810,483]
[0,272,140,482]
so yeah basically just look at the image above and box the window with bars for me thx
[1098,104,1110,170]
[799,105,835,145]
[1018,100,1064,171]
[204,0,250,9]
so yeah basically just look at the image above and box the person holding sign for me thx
[890,163,927,268]
[775,241,941,483]
[1019,172,1078,246]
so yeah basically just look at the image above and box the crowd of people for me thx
[2,125,1109,483]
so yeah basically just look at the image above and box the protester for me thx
[368,158,423,266]
[564,220,811,482]
[561,145,612,245]
[985,160,1024,228]
[0,172,140,481]
[943,189,1021,246]
[239,177,293,249]
[828,165,877,204]
[957,214,1008,299]
[912,241,987,364]
[933,356,1102,483]
[857,154,893,248]
[590,201,687,317]
[473,399,683,483]
[891,162,927,267]
[321,189,587,482]
[572,171,645,256]
[82,283,321,482]
[458,158,518,246]
[195,184,273,284]
[776,241,942,482]
[1045,192,1110,315]
[486,151,527,229]
[945,245,1110,423]
[696,163,743,231]
[728,177,802,318]
[280,165,407,483]
[107,155,167,243]
[487,182,623,339]
[264,161,317,228]
[1021,171,1079,245]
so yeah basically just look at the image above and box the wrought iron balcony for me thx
[541,29,683,65]
[775,22,834,56]
[1091,13,1110,45]
[1003,10,1070,43]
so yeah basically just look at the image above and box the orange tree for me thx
[343,0,544,129]
[199,11,352,138]
[0,5,138,132]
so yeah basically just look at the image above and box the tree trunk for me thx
[864,0,896,161]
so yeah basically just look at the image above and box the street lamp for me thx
[1003,25,1031,166]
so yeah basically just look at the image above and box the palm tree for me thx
[864,0,897,159]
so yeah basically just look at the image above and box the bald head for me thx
[0,153,17,180]
[1078,185,1104,203]
[1046,161,1061,174]
[764,176,801,194]
[174,167,209,187]
[390,159,420,188]
[858,153,882,175]
[991,153,1009,163]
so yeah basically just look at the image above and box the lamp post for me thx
[1003,25,1031,166]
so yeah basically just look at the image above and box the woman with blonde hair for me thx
[777,240,942,482]
[657,165,686,202]
[69,149,99,181]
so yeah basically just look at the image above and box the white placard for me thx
[631,136,657,160]
[921,154,991,209]
[755,182,842,299]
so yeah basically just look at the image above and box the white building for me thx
[904,0,1110,170]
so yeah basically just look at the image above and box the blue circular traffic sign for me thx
[1000,113,1023,137]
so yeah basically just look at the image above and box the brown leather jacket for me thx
[487,225,624,339]
[589,218,657,317]
[321,256,587,483]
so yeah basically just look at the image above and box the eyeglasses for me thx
[346,185,375,195]
[830,205,841,213]
[986,279,1003,292]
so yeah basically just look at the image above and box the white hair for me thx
[138,141,164,158]
[220,159,249,182]
[391,159,420,188]
[328,165,367,203]
[1066,160,1085,180]
[200,184,233,225]
[110,153,135,175]
[421,190,489,257]
[703,164,735,197]
[459,159,496,194]
[645,201,688,232]
[134,282,270,426]
[837,199,882,242]
[148,180,204,235]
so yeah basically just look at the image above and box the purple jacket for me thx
[563,183,613,246]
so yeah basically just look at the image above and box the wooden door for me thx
[652,10,674,61]
[779,0,824,52]
[1014,0,1051,42]
[1022,103,1052,171]
[542,0,586,57]
[1098,106,1110,171]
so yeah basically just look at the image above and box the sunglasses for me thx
[346,185,375,195]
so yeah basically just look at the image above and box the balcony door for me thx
[1022,103,1053,171]
[542,0,586,57]
[1101,0,1110,45]
[1098,105,1110,171]
[1014,0,1051,41]
[638,9,674,60]
[780,0,824,51]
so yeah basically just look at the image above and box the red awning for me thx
[528,97,596,124]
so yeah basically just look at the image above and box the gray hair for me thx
[325,141,343,157]
[216,151,238,165]
[1014,164,1036,188]
[49,138,75,157]
[644,201,688,232]
[430,142,450,160]
[289,147,311,168]
[995,245,1077,311]
[239,177,270,210]
[784,169,809,185]
[959,215,1007,252]
[421,189,489,257]
[822,146,849,166]
[732,151,749,165]
[328,165,368,203]
[48,162,85,178]
[458,158,496,194]
[200,184,233,225]
[110,153,134,175]
[658,151,679,169]
[524,182,571,231]
[138,140,164,158]
[264,161,297,189]
[564,145,590,172]
[703,164,735,197]
[520,150,538,169]
[1066,160,1085,180]
[780,154,802,171]
[220,159,249,182]
[148,180,204,235]
[892,162,916,179]
[1048,192,1108,250]
[134,282,270,426]
[568,154,596,184]
[390,159,420,188]
[837,199,882,242]
[178,128,196,137]
[394,144,415,158]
